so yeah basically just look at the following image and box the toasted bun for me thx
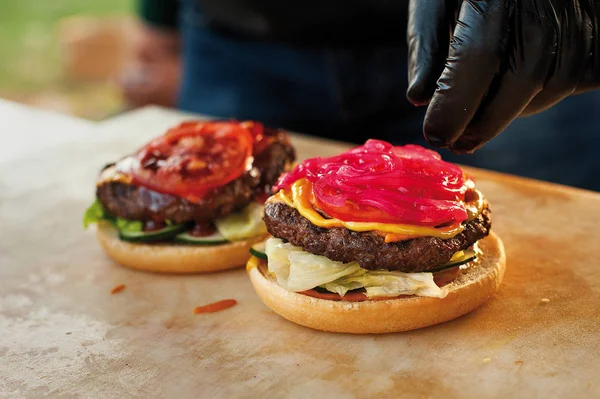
[97,222,268,273]
[247,231,506,334]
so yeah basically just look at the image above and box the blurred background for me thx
[0,0,135,120]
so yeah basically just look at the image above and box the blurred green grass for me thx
[0,0,135,119]
[0,0,134,91]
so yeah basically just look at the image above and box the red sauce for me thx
[193,299,237,314]
[254,191,270,204]
[110,284,126,294]
[189,222,216,237]
[433,266,461,286]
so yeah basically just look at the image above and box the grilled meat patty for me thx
[97,169,260,223]
[97,136,295,223]
[263,201,491,273]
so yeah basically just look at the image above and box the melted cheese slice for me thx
[96,163,133,187]
[270,179,484,240]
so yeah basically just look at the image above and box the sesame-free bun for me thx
[247,231,506,334]
[97,222,268,273]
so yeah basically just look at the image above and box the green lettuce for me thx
[82,199,142,233]
[265,238,447,299]
[114,218,143,233]
[83,199,109,229]
[84,198,266,239]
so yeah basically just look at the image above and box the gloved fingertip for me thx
[424,134,449,148]
[406,83,432,106]
[423,119,453,148]
[448,140,477,154]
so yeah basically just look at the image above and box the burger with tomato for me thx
[247,140,505,333]
[84,120,295,273]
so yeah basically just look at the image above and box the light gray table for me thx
[2,103,599,398]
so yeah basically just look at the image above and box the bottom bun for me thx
[247,231,506,334]
[97,222,268,273]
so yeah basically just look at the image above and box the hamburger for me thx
[247,139,505,333]
[83,120,295,273]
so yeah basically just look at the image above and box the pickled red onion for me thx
[274,140,471,226]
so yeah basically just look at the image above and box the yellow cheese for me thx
[96,164,133,186]
[246,255,261,271]
[270,179,485,240]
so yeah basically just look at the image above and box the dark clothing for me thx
[139,0,180,30]
[178,1,419,144]
[140,0,407,47]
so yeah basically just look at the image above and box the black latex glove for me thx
[407,0,600,153]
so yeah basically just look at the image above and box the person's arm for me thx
[119,0,181,109]
[407,0,600,153]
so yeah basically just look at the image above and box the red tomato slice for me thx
[240,120,280,155]
[130,121,253,202]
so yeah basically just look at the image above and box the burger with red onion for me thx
[247,140,505,333]
[84,120,295,273]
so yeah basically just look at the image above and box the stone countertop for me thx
[1,104,599,398]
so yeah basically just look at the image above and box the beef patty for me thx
[97,135,295,223]
[263,201,491,273]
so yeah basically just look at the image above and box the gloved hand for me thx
[407,0,600,153]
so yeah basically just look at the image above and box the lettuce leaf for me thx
[325,270,445,298]
[83,199,109,229]
[114,218,143,233]
[83,199,142,233]
[266,238,362,291]
[265,238,447,299]
[215,202,267,241]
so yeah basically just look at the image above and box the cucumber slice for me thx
[174,231,228,245]
[215,202,267,241]
[249,241,267,260]
[441,254,477,268]
[430,248,477,273]
[118,223,188,243]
